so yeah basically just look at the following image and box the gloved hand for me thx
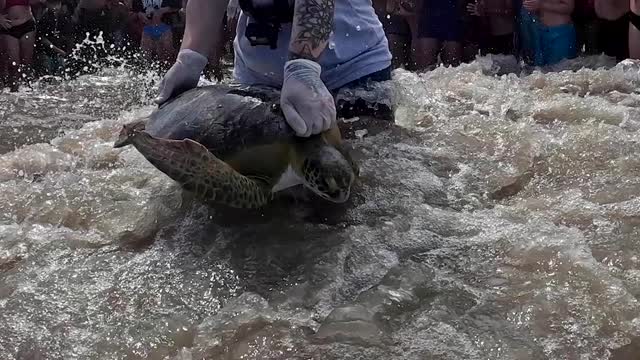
[154,49,208,105]
[281,59,336,137]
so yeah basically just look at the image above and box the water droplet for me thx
[386,14,391,19]
[356,25,361,31]
[346,33,350,37]
[18,170,24,177]
[328,41,335,50]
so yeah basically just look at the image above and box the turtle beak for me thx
[113,120,147,148]
[113,131,131,148]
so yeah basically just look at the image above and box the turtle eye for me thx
[326,177,338,191]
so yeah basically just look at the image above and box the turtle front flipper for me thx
[124,131,272,209]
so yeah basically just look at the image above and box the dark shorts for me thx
[333,66,394,121]
[482,33,514,55]
[143,23,172,41]
[0,19,36,39]
[418,0,464,41]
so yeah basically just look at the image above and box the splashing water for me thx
[1,55,640,360]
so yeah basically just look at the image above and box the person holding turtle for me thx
[154,0,393,138]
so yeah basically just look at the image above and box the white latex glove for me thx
[155,49,208,105]
[281,59,336,137]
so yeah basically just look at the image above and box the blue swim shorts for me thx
[143,23,172,41]
[518,8,577,66]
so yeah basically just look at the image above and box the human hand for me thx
[467,0,484,16]
[523,0,539,12]
[466,2,478,15]
[155,49,208,105]
[281,59,336,137]
[0,16,12,30]
[387,0,416,16]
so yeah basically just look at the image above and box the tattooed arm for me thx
[280,0,337,137]
[288,0,336,60]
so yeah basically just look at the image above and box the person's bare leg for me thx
[0,36,7,87]
[442,41,463,67]
[158,29,175,64]
[140,32,155,61]
[413,37,440,71]
[405,15,419,70]
[388,33,410,69]
[630,0,640,58]
[4,35,21,91]
[463,41,479,63]
[228,16,237,58]
[19,31,36,83]
[206,18,227,81]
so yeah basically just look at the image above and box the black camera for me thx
[245,21,280,49]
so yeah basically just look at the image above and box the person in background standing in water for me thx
[519,0,576,66]
[154,0,393,138]
[467,0,515,55]
[126,0,144,49]
[36,0,73,76]
[0,18,7,88]
[170,0,187,50]
[410,0,467,70]
[595,0,640,59]
[0,0,37,91]
[374,0,416,70]
[132,0,180,64]
[72,0,110,44]
[107,0,131,50]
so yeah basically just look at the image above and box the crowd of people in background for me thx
[0,0,215,91]
[377,0,640,70]
[0,0,639,92]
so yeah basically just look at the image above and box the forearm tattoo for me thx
[289,0,335,60]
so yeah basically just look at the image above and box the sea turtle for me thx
[113,84,359,209]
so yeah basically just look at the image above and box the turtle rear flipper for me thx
[128,132,272,209]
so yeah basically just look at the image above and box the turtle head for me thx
[114,120,146,148]
[300,143,357,203]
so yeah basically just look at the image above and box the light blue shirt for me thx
[232,0,392,90]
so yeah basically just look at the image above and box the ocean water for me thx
[1,54,640,359]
